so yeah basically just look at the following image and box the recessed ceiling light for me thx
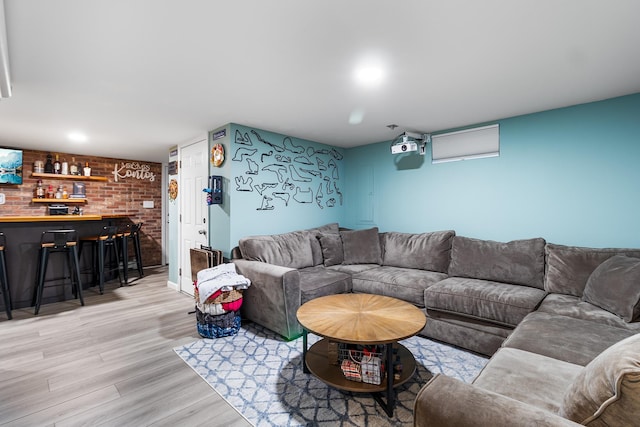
[354,64,385,87]
[67,132,87,143]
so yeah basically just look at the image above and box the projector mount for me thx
[390,131,431,155]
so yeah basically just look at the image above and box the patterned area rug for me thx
[174,322,487,426]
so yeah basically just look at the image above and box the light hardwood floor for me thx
[0,266,251,427]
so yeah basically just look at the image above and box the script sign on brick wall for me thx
[112,162,156,182]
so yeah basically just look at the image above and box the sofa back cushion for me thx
[239,230,314,269]
[341,227,382,265]
[382,230,455,273]
[558,333,640,426]
[545,244,640,297]
[306,223,340,266]
[448,236,546,289]
[582,255,640,323]
[317,232,344,266]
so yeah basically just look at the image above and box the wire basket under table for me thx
[338,345,387,385]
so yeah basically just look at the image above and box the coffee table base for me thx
[302,331,417,417]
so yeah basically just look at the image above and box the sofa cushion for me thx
[544,243,640,297]
[582,255,640,323]
[327,264,380,275]
[317,232,344,266]
[502,311,635,366]
[306,223,340,266]
[351,266,447,307]
[340,227,382,265]
[239,230,314,269]
[424,277,546,327]
[298,266,351,304]
[559,333,640,426]
[423,312,512,357]
[537,294,640,332]
[381,230,455,273]
[473,347,583,413]
[448,236,546,289]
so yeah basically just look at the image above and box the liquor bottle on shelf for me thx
[69,157,78,175]
[55,185,63,199]
[44,153,54,173]
[46,184,55,199]
[61,158,69,175]
[53,154,61,174]
[76,159,83,175]
[35,180,45,198]
[83,162,91,176]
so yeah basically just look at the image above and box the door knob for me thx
[198,229,207,235]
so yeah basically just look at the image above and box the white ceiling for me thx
[1,0,639,163]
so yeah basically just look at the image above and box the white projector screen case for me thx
[431,124,499,163]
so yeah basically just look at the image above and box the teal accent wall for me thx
[343,93,640,248]
[208,125,232,256]
[213,124,346,255]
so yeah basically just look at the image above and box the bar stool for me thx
[0,232,12,320]
[116,223,144,284]
[80,226,123,294]
[33,230,84,315]
[121,222,144,283]
[116,223,131,284]
[131,223,144,278]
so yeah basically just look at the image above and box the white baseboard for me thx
[167,280,179,291]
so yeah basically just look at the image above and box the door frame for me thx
[161,163,168,266]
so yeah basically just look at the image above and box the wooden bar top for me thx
[0,214,129,223]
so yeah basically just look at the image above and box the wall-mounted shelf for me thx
[32,198,87,204]
[31,172,108,182]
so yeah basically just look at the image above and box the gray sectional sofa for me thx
[233,223,454,341]
[233,224,640,426]
[415,243,640,426]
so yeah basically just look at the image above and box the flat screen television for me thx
[0,147,23,184]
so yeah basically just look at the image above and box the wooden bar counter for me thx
[0,215,131,310]
[0,215,104,223]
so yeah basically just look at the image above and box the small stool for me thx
[80,226,123,294]
[0,232,12,320]
[116,223,144,284]
[33,230,84,315]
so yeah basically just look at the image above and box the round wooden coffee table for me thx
[296,293,426,417]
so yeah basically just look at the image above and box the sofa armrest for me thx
[414,374,582,427]
[234,259,302,340]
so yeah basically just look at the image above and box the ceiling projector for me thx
[390,131,427,155]
[390,140,418,154]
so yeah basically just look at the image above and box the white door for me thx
[180,139,209,296]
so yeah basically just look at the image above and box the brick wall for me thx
[0,149,163,266]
